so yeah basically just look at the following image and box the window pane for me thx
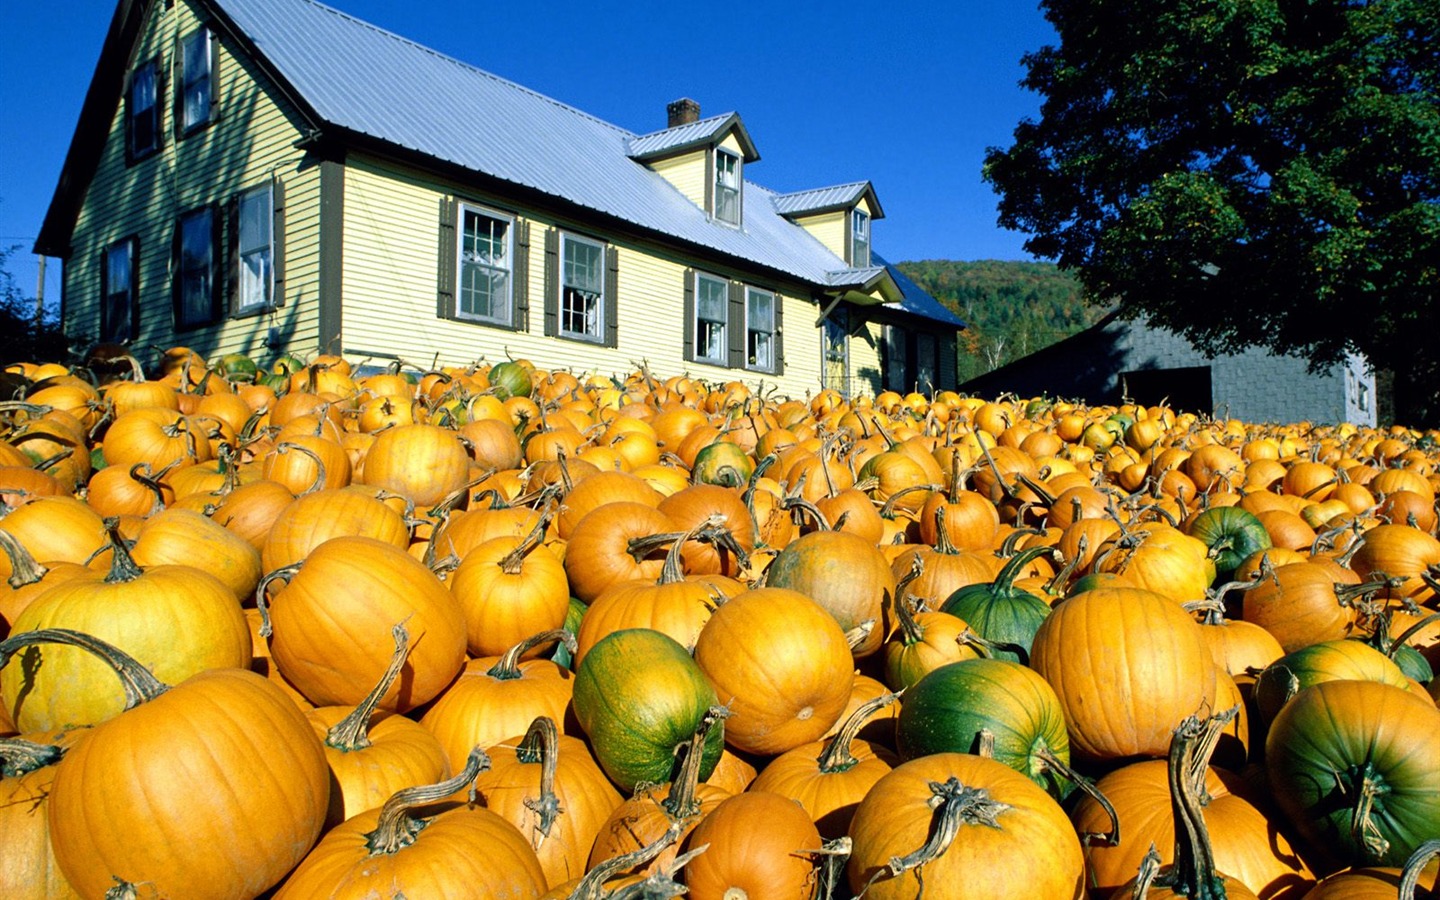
[561,236,604,339]
[564,238,602,294]
[130,63,157,154]
[457,207,512,324]
[746,289,773,328]
[698,277,726,321]
[239,188,270,254]
[179,210,213,324]
[183,31,211,130]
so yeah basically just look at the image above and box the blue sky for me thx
[0,1,1057,304]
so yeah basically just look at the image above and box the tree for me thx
[0,242,67,366]
[984,0,1440,424]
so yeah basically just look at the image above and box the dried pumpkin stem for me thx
[0,736,67,777]
[565,822,686,900]
[274,441,329,495]
[1400,840,1440,900]
[661,705,728,821]
[326,622,411,752]
[879,777,1013,882]
[0,627,169,707]
[254,562,303,639]
[1034,743,1120,848]
[514,716,562,841]
[0,527,48,589]
[817,690,902,774]
[486,628,577,681]
[366,746,491,856]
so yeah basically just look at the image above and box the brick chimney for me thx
[667,98,700,128]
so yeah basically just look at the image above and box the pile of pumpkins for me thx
[1,346,1438,899]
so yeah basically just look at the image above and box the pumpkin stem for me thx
[274,441,330,495]
[565,821,687,900]
[0,527,48,589]
[499,505,555,576]
[0,627,169,707]
[325,622,411,753]
[997,527,1045,558]
[867,776,1014,889]
[992,544,1059,593]
[1131,844,1165,899]
[254,562,303,638]
[1033,743,1120,848]
[782,495,834,532]
[510,716,562,842]
[892,556,927,643]
[1388,610,1440,659]
[661,705,728,820]
[0,735,67,777]
[485,628,577,681]
[1400,840,1440,900]
[956,630,1030,666]
[877,484,938,521]
[1147,707,1241,899]
[130,458,181,515]
[100,516,145,585]
[659,513,723,586]
[366,746,491,856]
[1348,764,1393,864]
[931,504,960,556]
[1045,541,1085,596]
[816,689,901,774]
[845,620,876,653]
[1014,471,1058,509]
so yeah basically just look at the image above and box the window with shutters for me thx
[458,204,513,326]
[175,207,217,329]
[235,183,274,313]
[101,237,137,342]
[560,233,605,342]
[851,209,870,267]
[694,272,728,364]
[179,27,216,135]
[745,287,776,373]
[127,57,160,161]
[714,149,741,226]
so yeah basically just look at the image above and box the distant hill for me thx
[896,260,1111,384]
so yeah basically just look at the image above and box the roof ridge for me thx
[277,0,638,139]
[773,180,871,198]
[630,111,737,141]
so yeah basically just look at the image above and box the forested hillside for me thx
[896,259,1110,383]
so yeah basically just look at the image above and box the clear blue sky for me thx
[0,0,1057,305]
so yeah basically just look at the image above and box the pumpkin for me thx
[127,506,263,604]
[765,529,896,657]
[0,729,86,899]
[259,535,466,712]
[846,752,1085,900]
[562,501,675,603]
[681,791,823,900]
[474,716,623,889]
[1189,506,1273,583]
[359,422,471,508]
[1301,839,1440,898]
[657,483,756,577]
[449,512,570,658]
[1253,639,1414,725]
[692,587,853,756]
[940,544,1057,664]
[572,628,723,792]
[1030,586,1217,763]
[1242,560,1364,653]
[1266,680,1440,869]
[274,748,548,899]
[2,629,331,900]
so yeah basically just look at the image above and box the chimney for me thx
[667,98,700,129]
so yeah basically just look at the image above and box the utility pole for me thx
[35,255,46,329]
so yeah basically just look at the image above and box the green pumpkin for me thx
[488,361,533,400]
[941,545,1054,664]
[549,597,587,670]
[896,658,1074,800]
[215,352,258,383]
[690,441,754,488]
[1266,679,1440,869]
[1187,506,1272,583]
[572,628,723,792]
[1253,639,1412,725]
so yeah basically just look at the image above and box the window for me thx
[914,332,938,393]
[883,324,909,392]
[101,238,137,342]
[714,149,740,225]
[458,204,512,325]
[851,209,870,267]
[746,288,776,372]
[236,184,275,313]
[175,207,216,328]
[560,234,605,341]
[179,27,215,133]
[694,272,728,364]
[1358,380,1370,413]
[127,58,160,160]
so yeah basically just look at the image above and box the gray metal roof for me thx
[628,113,758,162]
[772,182,882,219]
[213,0,948,322]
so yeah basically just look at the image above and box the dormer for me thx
[772,182,885,267]
[629,99,760,228]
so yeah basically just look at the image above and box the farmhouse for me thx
[35,0,964,399]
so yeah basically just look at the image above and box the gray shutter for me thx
[543,227,559,336]
[771,291,784,375]
[208,28,221,123]
[704,151,715,217]
[726,280,745,368]
[878,322,891,387]
[208,206,223,323]
[436,198,456,319]
[170,218,182,327]
[98,247,111,341]
[513,220,530,332]
[271,177,286,307]
[604,245,619,348]
[682,268,695,363]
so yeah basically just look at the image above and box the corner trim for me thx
[318,157,344,355]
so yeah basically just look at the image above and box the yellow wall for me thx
[793,210,849,261]
[647,149,708,210]
[339,153,831,397]
[65,0,321,361]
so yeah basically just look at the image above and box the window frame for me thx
[744,286,777,374]
[713,148,742,226]
[174,206,218,330]
[914,331,939,393]
[558,232,606,344]
[456,202,515,327]
[101,236,139,343]
[178,26,217,136]
[234,182,276,315]
[126,56,161,162]
[883,323,910,392]
[851,208,871,267]
[690,271,729,365]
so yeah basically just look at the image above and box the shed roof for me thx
[627,113,759,162]
[772,182,885,220]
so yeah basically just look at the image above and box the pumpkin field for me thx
[1,348,1438,899]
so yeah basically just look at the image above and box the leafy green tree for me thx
[984,0,1440,424]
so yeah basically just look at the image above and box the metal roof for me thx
[876,253,968,328]
[205,0,951,323]
[628,113,759,162]
[772,182,884,220]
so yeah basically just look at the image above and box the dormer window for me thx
[851,209,870,267]
[714,149,741,226]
